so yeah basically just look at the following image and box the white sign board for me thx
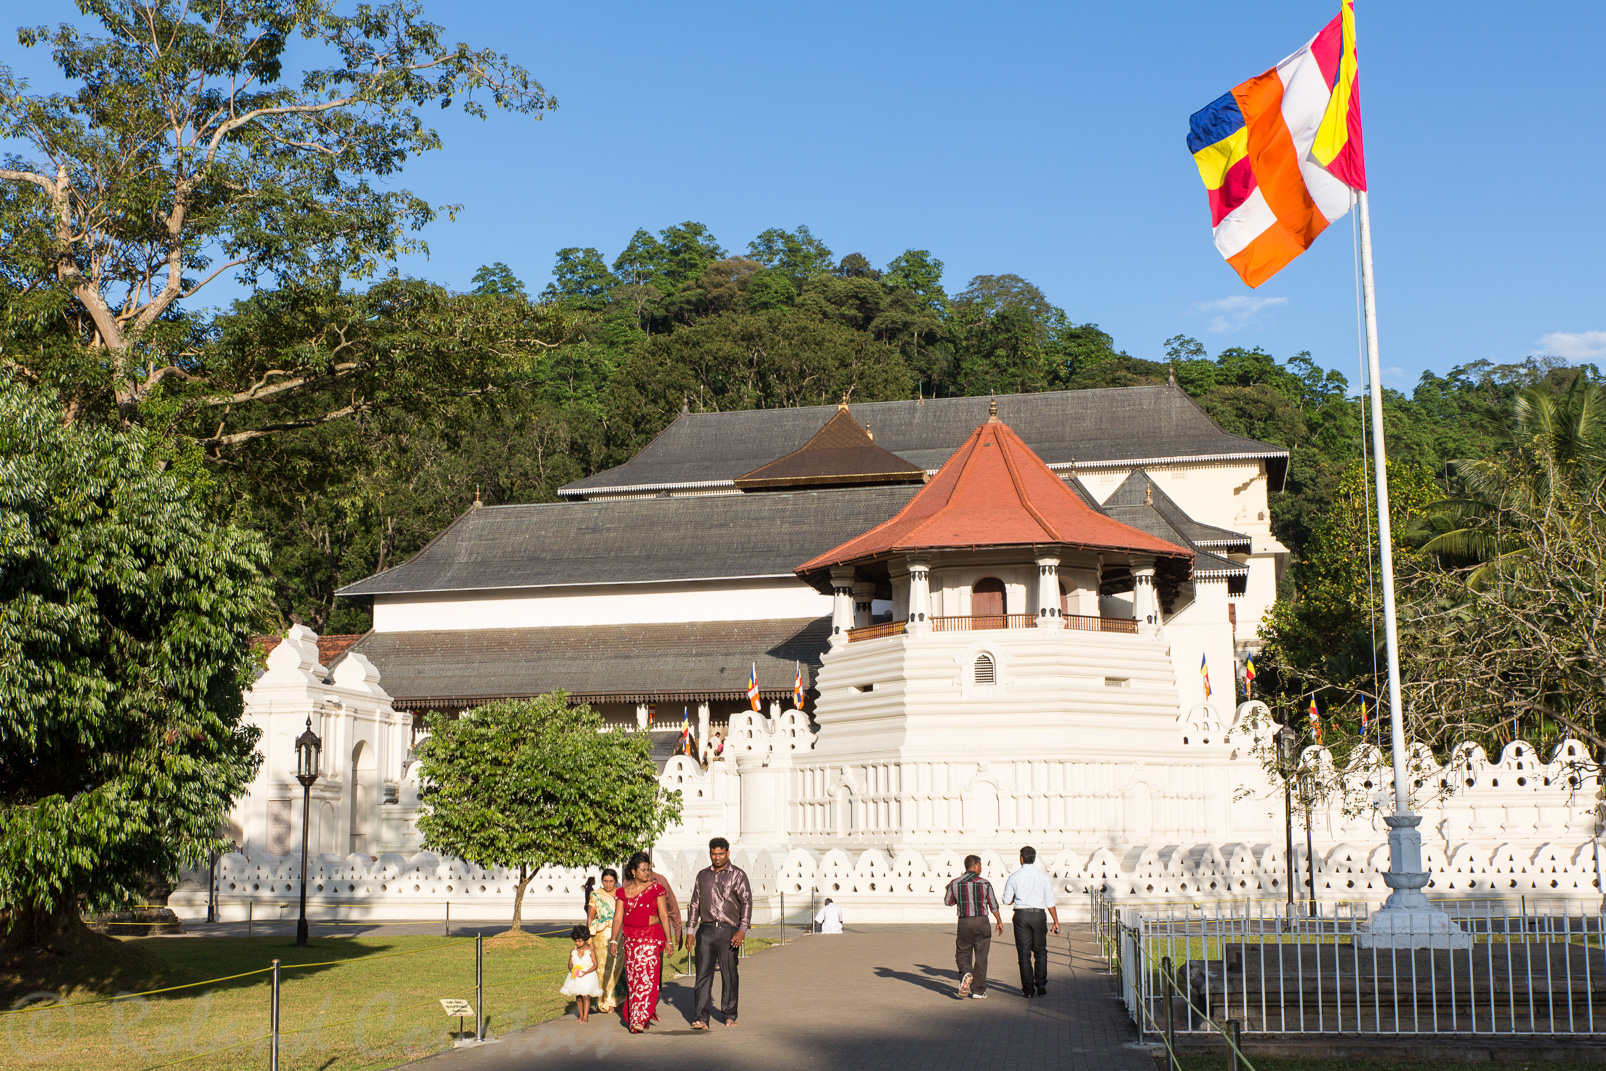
[440,999,474,1017]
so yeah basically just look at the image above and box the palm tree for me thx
[1421,374,1605,586]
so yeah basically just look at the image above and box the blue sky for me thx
[4,1,1603,390]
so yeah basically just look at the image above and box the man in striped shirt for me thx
[943,854,1003,998]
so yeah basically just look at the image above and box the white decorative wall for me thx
[173,630,1603,923]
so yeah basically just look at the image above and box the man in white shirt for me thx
[813,897,844,934]
[1000,845,1059,998]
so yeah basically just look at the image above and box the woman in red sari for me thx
[607,851,674,1033]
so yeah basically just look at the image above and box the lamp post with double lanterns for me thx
[1275,724,1299,918]
[294,718,322,947]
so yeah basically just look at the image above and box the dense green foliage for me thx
[0,374,267,946]
[1253,365,1605,763]
[414,695,681,931]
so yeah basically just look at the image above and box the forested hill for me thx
[215,222,1573,633]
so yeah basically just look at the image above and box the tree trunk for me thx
[509,865,530,934]
[1,894,82,953]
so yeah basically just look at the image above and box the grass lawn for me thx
[3,926,779,1071]
[5,928,572,1071]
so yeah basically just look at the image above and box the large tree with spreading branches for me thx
[0,0,556,433]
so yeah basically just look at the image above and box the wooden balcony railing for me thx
[848,614,1139,639]
[846,620,907,642]
[930,613,1037,632]
[1065,613,1138,634]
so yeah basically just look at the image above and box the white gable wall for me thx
[372,576,832,632]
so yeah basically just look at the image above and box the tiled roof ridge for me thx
[995,422,1060,541]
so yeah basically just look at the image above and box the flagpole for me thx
[1355,190,1407,813]
[1353,188,1469,949]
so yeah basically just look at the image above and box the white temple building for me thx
[172,387,1604,923]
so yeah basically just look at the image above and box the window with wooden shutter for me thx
[974,653,995,684]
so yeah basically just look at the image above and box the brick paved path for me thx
[408,924,1152,1071]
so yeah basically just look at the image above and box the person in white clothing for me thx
[1000,846,1059,998]
[813,898,844,934]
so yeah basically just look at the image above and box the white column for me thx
[906,555,932,635]
[1131,556,1159,631]
[829,566,856,646]
[852,581,875,629]
[635,703,649,731]
[697,702,710,751]
[1034,555,1064,630]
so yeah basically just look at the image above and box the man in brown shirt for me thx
[686,836,752,1028]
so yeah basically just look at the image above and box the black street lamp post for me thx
[1302,768,1318,918]
[294,718,322,948]
[1275,725,1299,918]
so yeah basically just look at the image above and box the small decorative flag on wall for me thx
[1200,652,1212,699]
[748,662,761,712]
[1308,693,1322,743]
[1360,698,1369,733]
[793,661,806,711]
[1243,655,1257,696]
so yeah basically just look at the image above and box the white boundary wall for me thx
[173,632,1605,923]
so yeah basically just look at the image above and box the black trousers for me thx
[955,915,992,993]
[693,921,739,1022]
[1012,909,1049,992]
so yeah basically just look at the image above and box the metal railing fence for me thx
[1091,891,1606,1036]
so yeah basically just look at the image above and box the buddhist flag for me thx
[1308,693,1322,743]
[748,662,761,712]
[1187,0,1367,287]
[1200,652,1212,699]
[1359,697,1369,733]
[1243,655,1257,696]
[680,709,694,756]
[793,661,806,711]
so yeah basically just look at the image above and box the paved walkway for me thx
[408,924,1153,1071]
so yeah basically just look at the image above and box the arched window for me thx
[973,653,996,685]
[972,576,1005,627]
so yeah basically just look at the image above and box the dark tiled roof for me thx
[337,486,918,599]
[734,407,926,490]
[1094,471,1249,593]
[1101,471,1252,552]
[348,617,829,707]
[561,386,1288,497]
[799,415,1192,580]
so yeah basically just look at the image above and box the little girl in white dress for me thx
[561,924,603,1022]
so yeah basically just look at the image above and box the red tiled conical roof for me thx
[797,412,1191,575]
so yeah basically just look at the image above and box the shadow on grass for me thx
[1,929,492,1008]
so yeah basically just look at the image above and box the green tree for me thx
[1256,458,1439,748]
[748,225,834,289]
[882,249,947,311]
[472,262,526,296]
[0,0,553,424]
[1422,375,1606,585]
[540,248,616,309]
[414,695,681,932]
[0,374,267,948]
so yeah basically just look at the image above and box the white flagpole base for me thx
[1354,814,1472,950]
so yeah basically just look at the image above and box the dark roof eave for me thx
[733,471,927,490]
[797,539,1193,583]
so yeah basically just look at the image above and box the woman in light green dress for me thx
[585,869,623,1012]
